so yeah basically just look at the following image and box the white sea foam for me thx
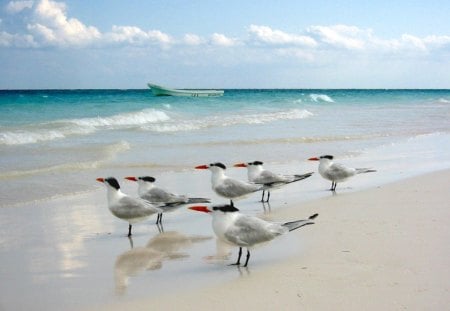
[0,130,66,145]
[69,108,170,128]
[0,109,170,145]
[438,98,450,103]
[310,94,335,102]
[142,109,314,132]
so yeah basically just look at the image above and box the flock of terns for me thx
[97,155,376,267]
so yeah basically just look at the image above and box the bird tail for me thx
[282,213,318,232]
[187,197,211,204]
[292,172,314,182]
[356,168,377,174]
[263,172,314,189]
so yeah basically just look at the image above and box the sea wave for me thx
[141,109,314,132]
[0,109,170,145]
[438,98,450,103]
[309,94,334,103]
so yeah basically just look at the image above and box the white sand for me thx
[90,169,450,310]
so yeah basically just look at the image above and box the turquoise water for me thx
[1,89,450,206]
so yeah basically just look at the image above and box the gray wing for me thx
[111,196,160,220]
[253,170,289,184]
[142,187,188,204]
[215,178,262,198]
[224,215,280,246]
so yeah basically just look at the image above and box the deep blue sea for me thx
[0,88,450,310]
[1,89,450,206]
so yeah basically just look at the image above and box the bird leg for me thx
[260,190,266,202]
[264,191,271,203]
[330,181,337,191]
[155,213,163,224]
[230,247,243,266]
[243,249,251,267]
[127,224,132,237]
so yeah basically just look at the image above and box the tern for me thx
[124,176,210,224]
[195,162,265,204]
[234,161,313,202]
[96,177,162,236]
[308,155,376,191]
[189,203,318,267]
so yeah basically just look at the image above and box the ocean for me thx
[0,89,449,310]
[1,89,449,207]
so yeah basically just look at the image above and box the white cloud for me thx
[307,25,367,50]
[183,33,204,45]
[248,25,317,47]
[210,33,237,46]
[25,0,100,46]
[1,0,449,61]
[105,25,172,45]
[0,30,37,47]
[423,35,450,47]
[6,0,34,13]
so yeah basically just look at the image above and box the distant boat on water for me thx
[148,83,224,97]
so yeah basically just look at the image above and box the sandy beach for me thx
[89,169,450,311]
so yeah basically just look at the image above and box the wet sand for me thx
[1,169,449,310]
[89,169,450,310]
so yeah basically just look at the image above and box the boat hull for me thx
[148,84,224,97]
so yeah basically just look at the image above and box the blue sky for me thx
[1,0,450,89]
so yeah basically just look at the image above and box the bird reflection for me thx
[203,237,233,263]
[261,201,272,213]
[114,231,211,294]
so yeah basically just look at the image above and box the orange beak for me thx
[308,157,320,161]
[195,165,209,170]
[233,163,247,168]
[124,176,137,182]
[188,205,212,213]
[96,178,105,183]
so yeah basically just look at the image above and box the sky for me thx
[1,0,450,89]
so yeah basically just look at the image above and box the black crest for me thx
[320,155,334,160]
[211,162,226,170]
[251,160,264,166]
[139,176,156,183]
[105,177,120,190]
[212,204,239,213]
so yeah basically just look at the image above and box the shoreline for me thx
[89,169,450,310]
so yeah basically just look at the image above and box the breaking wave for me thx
[0,109,170,145]
[309,94,334,103]
[0,108,313,145]
[142,109,314,132]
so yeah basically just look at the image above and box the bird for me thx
[308,155,376,191]
[96,177,162,236]
[233,161,314,202]
[195,162,265,205]
[189,203,318,267]
[124,176,210,224]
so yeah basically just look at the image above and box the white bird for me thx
[189,203,318,267]
[308,155,376,191]
[234,161,313,202]
[96,177,162,236]
[195,162,265,204]
[124,176,210,224]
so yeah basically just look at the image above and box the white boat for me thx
[148,83,224,97]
